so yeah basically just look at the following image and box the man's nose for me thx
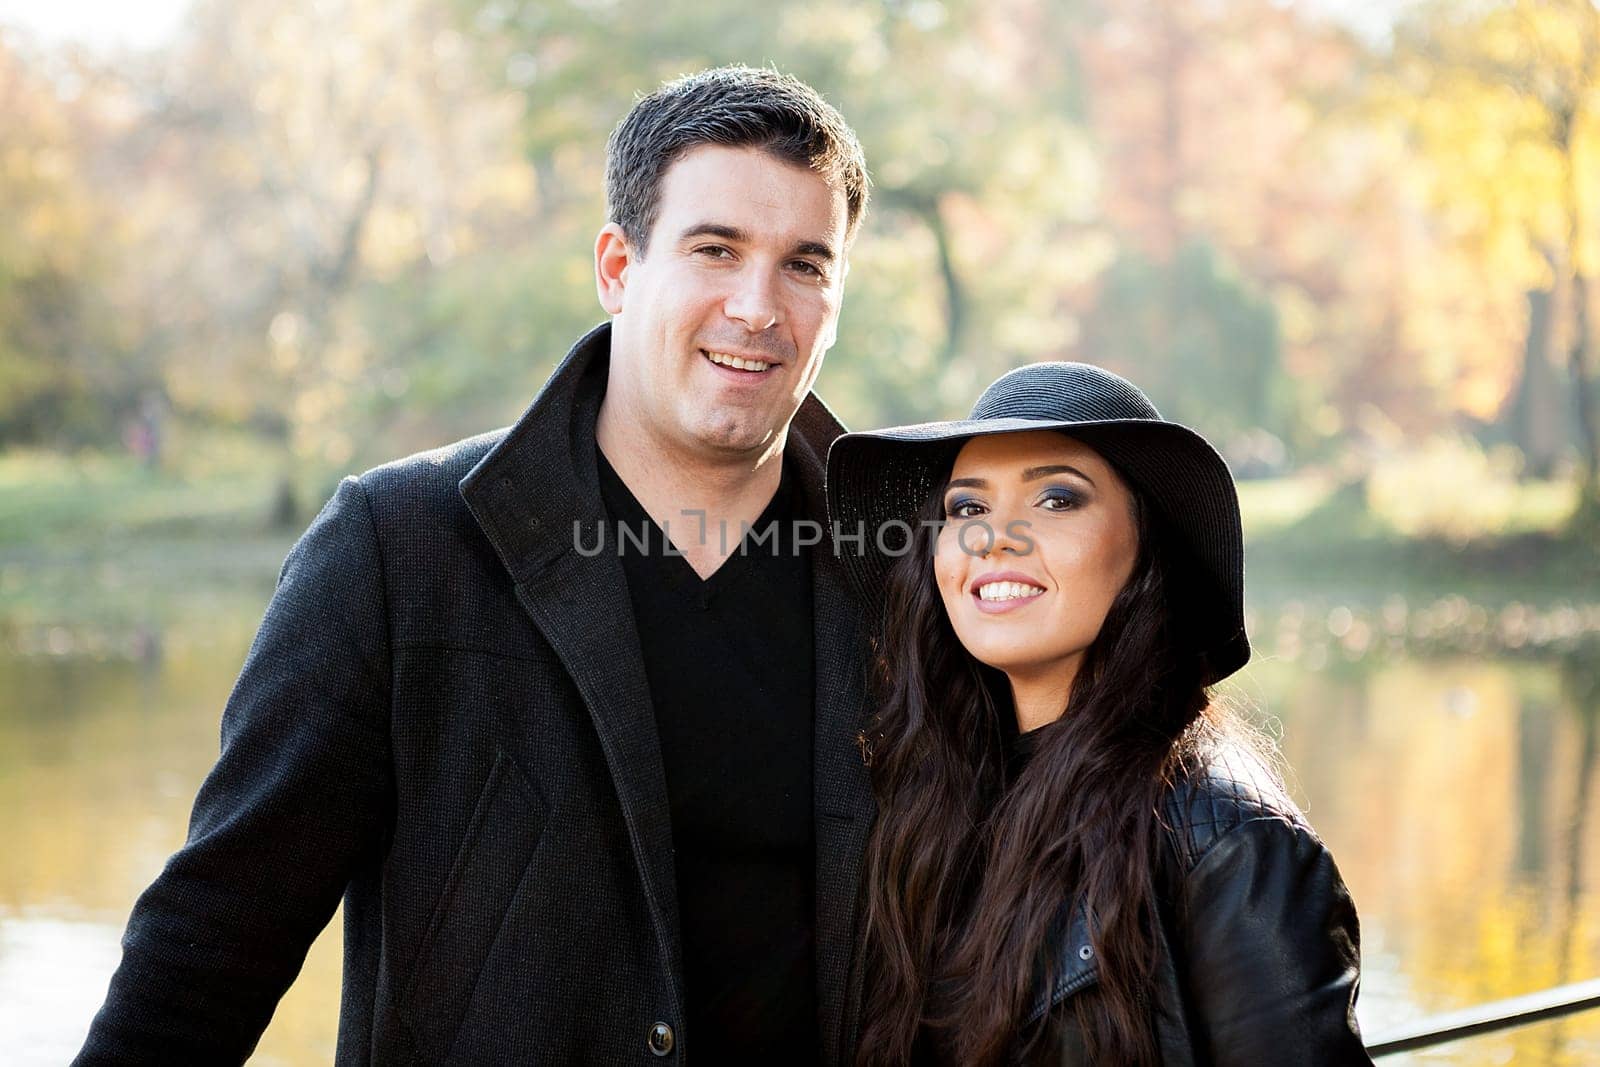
[723,268,782,331]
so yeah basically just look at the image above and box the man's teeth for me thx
[977,581,1045,602]
[704,350,775,373]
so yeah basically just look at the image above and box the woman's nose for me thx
[986,512,1031,557]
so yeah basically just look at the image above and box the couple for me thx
[76,68,1369,1065]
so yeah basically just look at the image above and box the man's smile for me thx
[702,348,779,373]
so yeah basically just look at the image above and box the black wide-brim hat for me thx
[826,361,1250,685]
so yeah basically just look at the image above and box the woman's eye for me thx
[1038,488,1081,511]
[945,498,986,519]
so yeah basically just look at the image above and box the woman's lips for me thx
[970,574,1047,615]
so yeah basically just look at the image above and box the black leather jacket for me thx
[1021,744,1372,1066]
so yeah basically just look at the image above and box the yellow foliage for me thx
[1367,434,1524,540]
[1384,0,1600,281]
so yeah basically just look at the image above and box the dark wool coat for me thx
[75,324,875,1065]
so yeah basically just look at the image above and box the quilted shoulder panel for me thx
[1161,743,1310,871]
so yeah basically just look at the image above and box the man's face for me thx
[596,144,850,462]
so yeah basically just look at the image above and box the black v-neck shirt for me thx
[596,449,818,1063]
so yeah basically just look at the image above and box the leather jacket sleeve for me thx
[74,477,395,1064]
[1176,815,1372,1066]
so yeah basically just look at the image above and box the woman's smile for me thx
[970,570,1048,614]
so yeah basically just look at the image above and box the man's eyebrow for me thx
[1023,464,1096,487]
[793,240,837,263]
[677,223,837,262]
[679,222,748,244]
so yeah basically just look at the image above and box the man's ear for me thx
[595,222,633,315]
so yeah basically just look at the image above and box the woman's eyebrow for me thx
[1021,464,1097,487]
[944,477,987,490]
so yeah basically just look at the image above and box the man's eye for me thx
[695,245,733,259]
[789,259,825,277]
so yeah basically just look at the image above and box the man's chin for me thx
[686,417,785,459]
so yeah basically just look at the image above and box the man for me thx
[76,66,873,1065]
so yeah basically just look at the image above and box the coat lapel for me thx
[511,547,685,999]
[458,323,684,1018]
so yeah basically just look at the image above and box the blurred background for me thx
[1,0,1599,1062]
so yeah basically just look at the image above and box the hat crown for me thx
[827,359,1249,684]
[969,362,1162,423]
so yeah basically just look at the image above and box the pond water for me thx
[3,584,1600,1064]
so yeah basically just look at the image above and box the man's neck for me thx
[595,404,786,579]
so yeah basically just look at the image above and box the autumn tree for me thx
[0,33,147,447]
[100,0,537,519]
[1073,0,1453,458]
[1384,0,1600,518]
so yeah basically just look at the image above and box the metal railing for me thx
[1366,977,1600,1056]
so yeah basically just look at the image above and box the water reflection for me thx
[3,618,1599,1063]
[0,623,341,1065]
[1242,647,1600,1065]
[0,918,123,1063]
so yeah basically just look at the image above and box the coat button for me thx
[1078,943,1094,961]
[648,1021,675,1057]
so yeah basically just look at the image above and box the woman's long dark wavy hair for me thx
[856,459,1246,1067]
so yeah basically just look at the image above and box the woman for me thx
[826,362,1370,1067]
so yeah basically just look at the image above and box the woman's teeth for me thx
[977,581,1045,602]
[704,350,775,373]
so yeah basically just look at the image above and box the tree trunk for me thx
[923,199,966,368]
[889,190,966,369]
[1556,93,1599,527]
[1570,270,1599,514]
[1508,282,1564,478]
[269,471,301,531]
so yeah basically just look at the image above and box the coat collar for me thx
[460,323,873,1064]
[456,322,614,582]
[1025,905,1100,1027]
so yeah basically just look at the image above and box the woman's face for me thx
[934,430,1140,693]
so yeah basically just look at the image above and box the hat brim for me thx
[825,415,1250,685]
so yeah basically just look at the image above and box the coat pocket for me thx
[401,751,548,1063]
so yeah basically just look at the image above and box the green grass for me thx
[0,448,278,545]
[1236,475,1335,539]
[1238,473,1580,541]
[0,436,338,630]
[1238,472,1596,605]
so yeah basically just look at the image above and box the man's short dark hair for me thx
[605,65,870,253]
